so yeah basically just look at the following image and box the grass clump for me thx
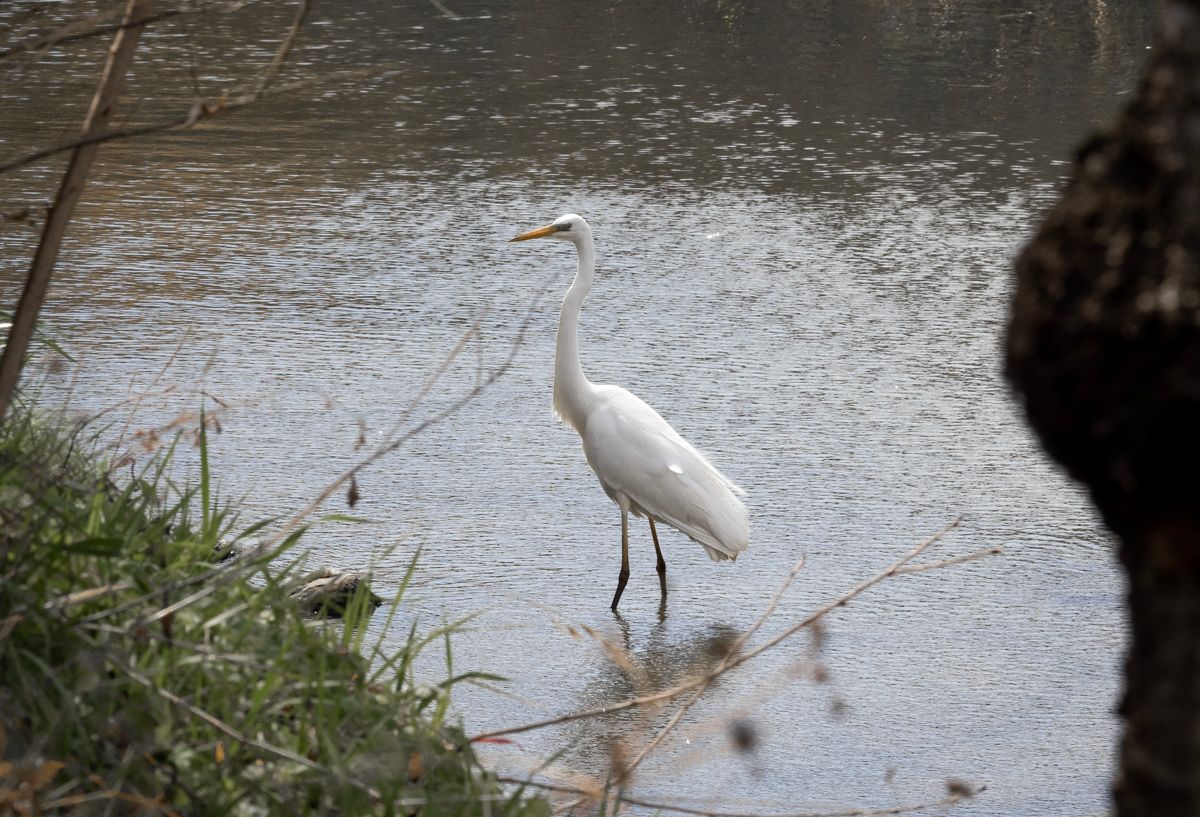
[0,407,545,817]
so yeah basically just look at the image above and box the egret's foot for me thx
[610,568,630,611]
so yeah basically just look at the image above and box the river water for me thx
[0,2,1154,814]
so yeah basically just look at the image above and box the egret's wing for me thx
[582,386,748,561]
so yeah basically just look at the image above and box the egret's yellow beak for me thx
[509,224,562,242]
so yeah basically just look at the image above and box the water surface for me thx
[0,2,1153,814]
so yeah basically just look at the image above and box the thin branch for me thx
[110,326,194,457]
[257,270,556,558]
[428,0,461,20]
[381,306,492,447]
[496,776,985,817]
[86,621,272,669]
[472,519,968,743]
[96,638,392,800]
[0,1,251,64]
[82,271,557,626]
[891,545,1003,574]
[624,556,807,776]
[708,518,963,675]
[0,67,386,177]
[0,6,47,38]
[105,650,329,773]
[255,0,308,95]
[0,0,151,422]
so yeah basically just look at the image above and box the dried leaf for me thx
[407,750,424,781]
[946,779,975,798]
[215,741,225,763]
[347,475,360,508]
[26,760,64,790]
[728,718,757,753]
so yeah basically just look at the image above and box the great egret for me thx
[510,214,749,611]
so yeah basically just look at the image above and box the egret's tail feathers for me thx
[656,496,748,563]
[702,543,740,562]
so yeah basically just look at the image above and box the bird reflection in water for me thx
[556,619,745,780]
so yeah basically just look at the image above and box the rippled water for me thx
[0,2,1154,814]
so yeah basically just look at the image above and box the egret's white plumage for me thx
[510,213,748,610]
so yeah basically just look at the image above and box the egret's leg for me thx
[611,510,631,611]
[649,518,667,597]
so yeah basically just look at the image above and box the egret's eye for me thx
[555,223,572,232]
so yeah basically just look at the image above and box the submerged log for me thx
[287,568,383,619]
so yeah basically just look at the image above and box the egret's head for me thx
[509,213,589,244]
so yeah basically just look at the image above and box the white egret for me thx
[510,214,749,611]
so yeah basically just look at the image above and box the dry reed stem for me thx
[44,582,134,609]
[94,637,394,801]
[110,326,194,456]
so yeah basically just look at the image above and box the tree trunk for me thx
[1005,1,1200,814]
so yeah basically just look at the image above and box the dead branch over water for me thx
[498,774,986,817]
[473,519,984,744]
[0,0,152,422]
[481,519,999,815]
[0,1,251,64]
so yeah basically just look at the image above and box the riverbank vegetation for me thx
[0,402,546,816]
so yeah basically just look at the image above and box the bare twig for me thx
[255,0,309,95]
[107,651,327,772]
[700,518,963,677]
[258,271,556,557]
[428,0,461,20]
[1,205,42,229]
[0,6,47,37]
[0,1,251,64]
[497,775,985,817]
[81,271,557,626]
[0,67,386,177]
[0,0,152,422]
[472,519,969,743]
[891,545,1003,574]
[110,326,194,457]
[85,620,274,671]
[623,556,808,775]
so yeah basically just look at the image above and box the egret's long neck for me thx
[553,233,597,430]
